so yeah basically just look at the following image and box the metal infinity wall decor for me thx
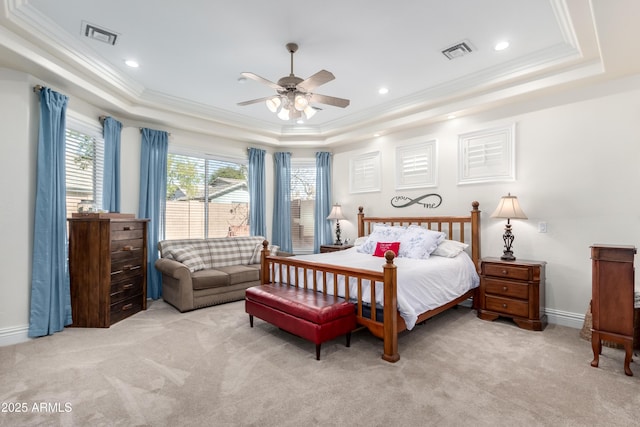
[390,193,442,209]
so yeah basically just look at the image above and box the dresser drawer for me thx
[485,295,529,318]
[484,278,529,300]
[482,263,531,281]
[111,238,144,253]
[111,222,145,241]
[111,276,144,304]
[110,296,143,325]
[111,258,144,282]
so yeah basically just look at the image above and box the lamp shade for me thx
[265,96,281,113]
[326,204,345,220]
[490,193,528,219]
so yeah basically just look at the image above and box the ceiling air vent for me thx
[442,41,473,60]
[81,21,118,45]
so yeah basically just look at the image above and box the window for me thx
[395,139,437,189]
[349,151,381,193]
[165,152,249,239]
[290,160,316,253]
[458,123,516,184]
[65,117,104,217]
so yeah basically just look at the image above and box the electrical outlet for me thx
[538,221,547,233]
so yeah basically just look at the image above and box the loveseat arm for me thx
[155,258,190,280]
[155,258,194,312]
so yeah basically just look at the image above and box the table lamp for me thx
[491,193,528,261]
[326,204,346,245]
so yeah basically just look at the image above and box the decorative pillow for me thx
[397,225,445,259]
[249,243,279,264]
[357,225,406,254]
[432,239,469,258]
[172,246,206,273]
[373,241,400,257]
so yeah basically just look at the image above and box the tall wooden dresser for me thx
[590,244,637,376]
[68,214,149,327]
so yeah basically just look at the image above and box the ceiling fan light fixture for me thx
[265,96,281,113]
[238,42,350,121]
[294,93,309,111]
[303,105,316,119]
[277,106,290,120]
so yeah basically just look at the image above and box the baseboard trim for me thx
[0,307,587,347]
[0,324,31,347]
[545,308,584,329]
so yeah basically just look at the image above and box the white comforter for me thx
[274,247,480,330]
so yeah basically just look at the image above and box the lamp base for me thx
[500,250,516,261]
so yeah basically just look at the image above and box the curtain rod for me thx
[33,84,43,93]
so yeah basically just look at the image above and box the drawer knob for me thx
[502,303,507,308]
[502,270,508,275]
[123,226,131,231]
[503,286,508,291]
[122,245,134,251]
[123,283,134,290]
[122,303,133,311]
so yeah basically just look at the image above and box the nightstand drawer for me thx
[485,295,529,318]
[482,263,531,281]
[484,278,529,300]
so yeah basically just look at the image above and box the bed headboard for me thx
[357,201,481,270]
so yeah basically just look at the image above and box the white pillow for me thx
[353,236,368,246]
[432,239,469,258]
[249,243,279,264]
[357,225,406,254]
[397,225,445,259]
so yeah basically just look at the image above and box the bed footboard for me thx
[260,242,400,362]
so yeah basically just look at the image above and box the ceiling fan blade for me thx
[237,96,273,106]
[240,72,283,90]
[297,70,335,92]
[310,93,350,108]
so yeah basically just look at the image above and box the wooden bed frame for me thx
[260,201,481,362]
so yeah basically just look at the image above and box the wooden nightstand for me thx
[478,257,546,331]
[320,244,354,253]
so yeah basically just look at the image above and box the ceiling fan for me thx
[238,42,350,121]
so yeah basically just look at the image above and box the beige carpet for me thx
[1,300,640,427]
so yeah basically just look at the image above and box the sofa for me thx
[155,236,277,312]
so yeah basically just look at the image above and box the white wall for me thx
[0,69,37,345]
[333,75,640,327]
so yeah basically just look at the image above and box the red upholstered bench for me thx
[245,284,356,360]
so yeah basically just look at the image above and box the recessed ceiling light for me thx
[125,59,139,68]
[378,87,389,95]
[373,133,381,137]
[494,41,509,51]
[447,114,456,120]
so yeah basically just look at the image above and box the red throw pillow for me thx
[373,241,400,257]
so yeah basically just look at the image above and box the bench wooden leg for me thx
[346,331,351,348]
[316,344,321,361]
[249,314,254,327]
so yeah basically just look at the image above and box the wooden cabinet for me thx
[320,244,354,253]
[68,214,149,327]
[478,258,546,331]
[590,244,636,376]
